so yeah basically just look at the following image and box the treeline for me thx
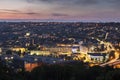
[0,61,120,80]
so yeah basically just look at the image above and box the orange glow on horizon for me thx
[0,13,50,19]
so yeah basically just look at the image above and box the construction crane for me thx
[105,32,109,40]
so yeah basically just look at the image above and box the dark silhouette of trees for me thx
[30,62,120,80]
[0,61,27,80]
[0,60,120,80]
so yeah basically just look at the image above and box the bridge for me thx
[100,59,120,68]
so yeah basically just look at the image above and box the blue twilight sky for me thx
[0,0,120,22]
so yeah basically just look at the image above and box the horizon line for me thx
[0,19,120,23]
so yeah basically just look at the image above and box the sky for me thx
[0,0,120,22]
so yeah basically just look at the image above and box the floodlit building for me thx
[46,47,72,56]
[11,47,26,53]
[30,50,50,56]
[23,55,43,72]
[88,53,109,63]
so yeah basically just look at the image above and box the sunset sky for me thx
[0,0,120,22]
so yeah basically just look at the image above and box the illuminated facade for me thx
[88,53,109,63]
[46,47,72,56]
[30,50,50,56]
[11,47,26,53]
[25,62,42,72]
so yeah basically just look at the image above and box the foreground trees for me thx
[30,62,120,80]
[0,61,120,80]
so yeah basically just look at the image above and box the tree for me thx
[6,50,12,55]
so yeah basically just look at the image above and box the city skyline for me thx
[0,0,120,22]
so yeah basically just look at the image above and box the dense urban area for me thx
[0,22,120,47]
[0,22,120,80]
